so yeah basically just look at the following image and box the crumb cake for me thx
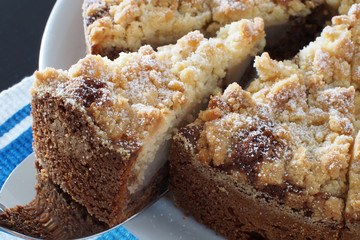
[170,5,360,239]
[29,19,264,228]
[83,0,326,59]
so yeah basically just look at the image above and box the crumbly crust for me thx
[170,5,360,239]
[83,0,321,58]
[30,19,265,226]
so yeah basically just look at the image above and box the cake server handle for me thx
[0,203,6,214]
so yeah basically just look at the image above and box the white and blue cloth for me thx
[0,76,137,240]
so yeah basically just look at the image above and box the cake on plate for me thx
[29,18,264,229]
[83,0,328,59]
[170,5,360,239]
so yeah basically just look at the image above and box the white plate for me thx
[18,0,225,239]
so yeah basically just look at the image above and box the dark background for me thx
[0,0,56,91]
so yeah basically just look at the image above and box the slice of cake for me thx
[30,19,265,228]
[83,0,325,59]
[170,6,360,239]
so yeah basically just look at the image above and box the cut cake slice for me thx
[30,19,265,227]
[83,0,326,59]
[170,5,360,239]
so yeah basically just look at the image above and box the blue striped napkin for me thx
[0,76,137,240]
